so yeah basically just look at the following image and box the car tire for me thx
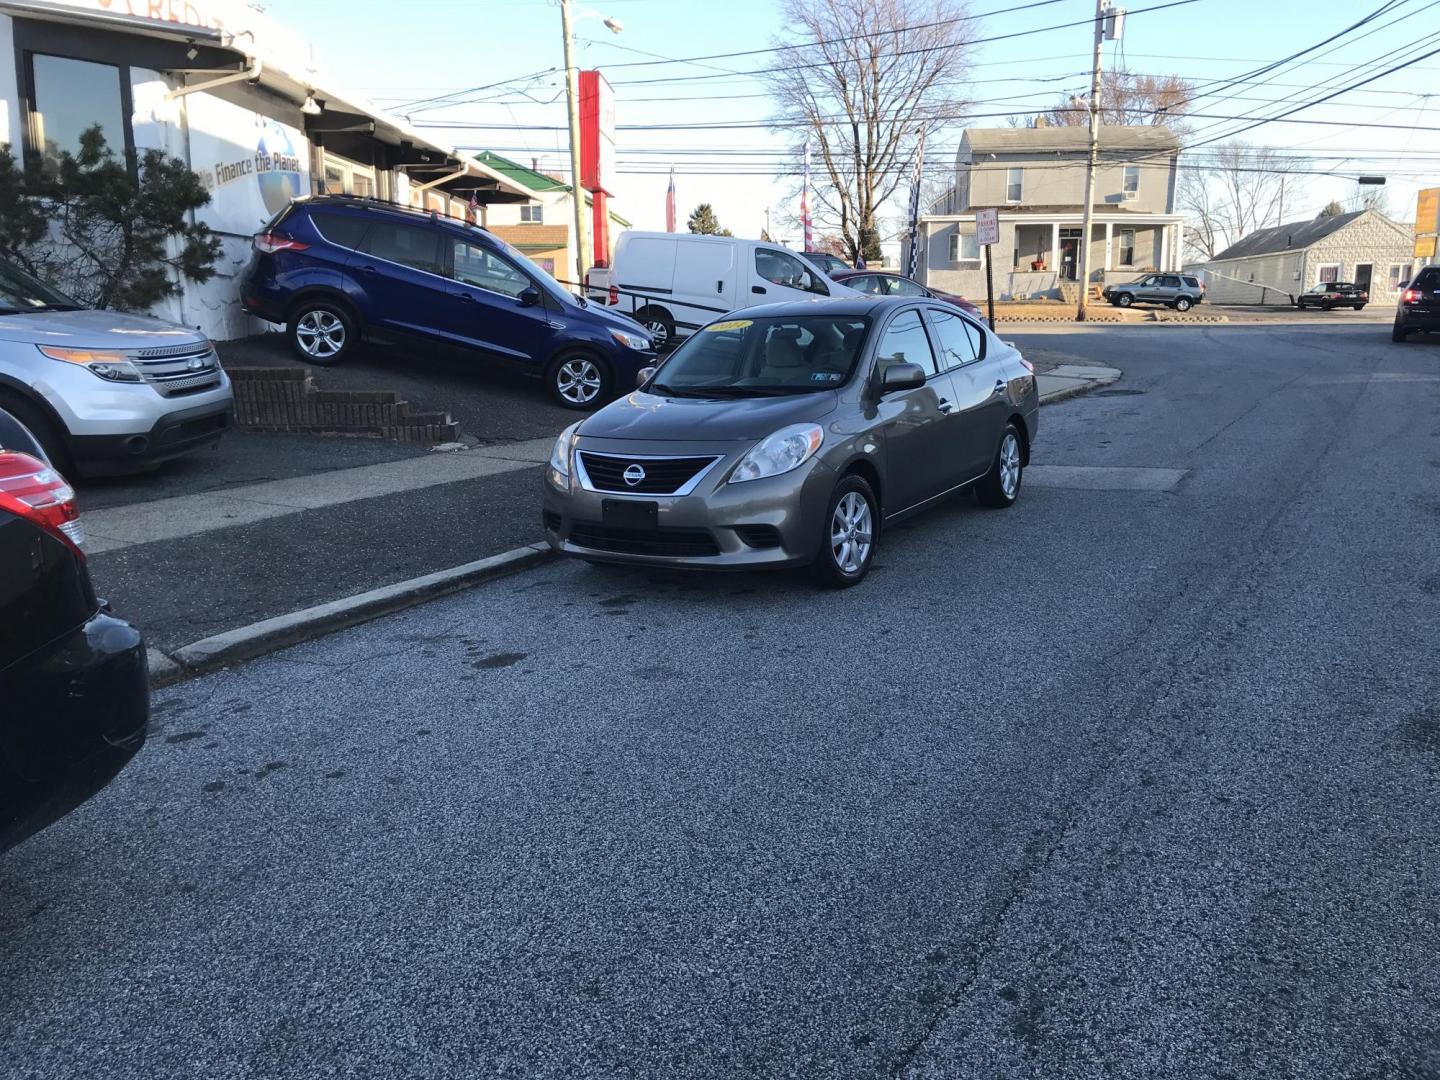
[1174,296,1193,312]
[0,393,73,475]
[1322,301,1335,311]
[1355,304,1366,311]
[634,306,676,350]
[1392,319,1409,343]
[288,299,356,366]
[1115,293,1134,307]
[545,350,612,410]
[810,474,878,589]
[975,423,1024,510]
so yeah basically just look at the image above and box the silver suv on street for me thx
[1103,273,1205,311]
[0,259,233,476]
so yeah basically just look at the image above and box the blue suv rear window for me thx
[310,211,368,249]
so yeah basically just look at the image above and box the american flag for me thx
[801,142,812,251]
[665,168,676,232]
[905,128,926,279]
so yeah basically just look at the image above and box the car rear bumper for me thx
[0,611,148,852]
[68,399,233,475]
[1397,308,1440,330]
[542,444,835,569]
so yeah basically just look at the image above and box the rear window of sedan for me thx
[652,315,871,397]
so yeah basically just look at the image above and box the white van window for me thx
[755,248,827,295]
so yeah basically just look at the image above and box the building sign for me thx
[579,70,615,195]
[188,96,308,233]
[976,208,1000,247]
[1417,187,1439,236]
[1416,235,1438,260]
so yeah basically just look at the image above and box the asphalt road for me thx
[4,324,1439,1079]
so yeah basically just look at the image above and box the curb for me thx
[147,371,1118,689]
[149,543,554,688]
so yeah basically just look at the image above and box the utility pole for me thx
[1076,0,1108,321]
[560,0,590,288]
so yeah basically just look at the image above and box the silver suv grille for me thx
[125,343,222,398]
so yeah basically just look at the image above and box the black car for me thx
[1295,281,1368,310]
[0,408,148,852]
[1393,266,1440,342]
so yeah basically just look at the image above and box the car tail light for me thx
[253,232,310,254]
[1019,358,1036,374]
[1404,288,1419,303]
[608,285,619,306]
[0,450,84,557]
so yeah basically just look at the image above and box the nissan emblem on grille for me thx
[623,464,646,487]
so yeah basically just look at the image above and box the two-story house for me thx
[913,124,1185,301]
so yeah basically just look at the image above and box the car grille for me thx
[568,522,720,557]
[578,452,719,495]
[126,343,222,398]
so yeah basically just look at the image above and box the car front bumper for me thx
[542,437,837,569]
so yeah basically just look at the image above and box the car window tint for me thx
[928,309,980,369]
[452,240,531,298]
[1183,276,1200,287]
[875,309,938,377]
[756,248,826,295]
[892,277,928,296]
[309,212,368,249]
[1412,267,1439,289]
[361,221,442,274]
[848,274,881,295]
[1161,275,1181,287]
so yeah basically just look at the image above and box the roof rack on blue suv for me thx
[241,195,656,409]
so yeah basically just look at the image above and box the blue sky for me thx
[276,0,1439,248]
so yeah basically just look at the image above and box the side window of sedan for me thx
[874,309,939,378]
[849,274,882,295]
[927,309,981,370]
[892,278,928,297]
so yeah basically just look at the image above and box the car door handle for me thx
[752,285,767,294]
[717,280,724,294]
[938,398,955,413]
[993,380,1007,394]
[361,265,377,273]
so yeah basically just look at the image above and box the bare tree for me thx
[763,0,975,264]
[1179,142,1300,260]
[1031,69,1194,132]
[1353,182,1392,216]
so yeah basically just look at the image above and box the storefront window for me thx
[29,54,127,166]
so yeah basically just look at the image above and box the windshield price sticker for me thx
[705,320,754,333]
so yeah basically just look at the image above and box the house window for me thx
[520,203,544,223]
[1389,263,1413,289]
[948,231,980,263]
[26,53,131,169]
[1119,228,1136,266]
[322,154,376,198]
[1123,165,1140,200]
[1006,167,1023,203]
[1316,263,1340,284]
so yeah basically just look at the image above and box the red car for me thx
[831,270,983,319]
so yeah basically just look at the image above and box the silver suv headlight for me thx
[38,345,143,383]
[729,423,824,484]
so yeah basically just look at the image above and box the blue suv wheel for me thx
[288,298,357,366]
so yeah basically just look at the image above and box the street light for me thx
[560,2,622,289]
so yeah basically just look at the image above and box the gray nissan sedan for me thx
[542,296,1039,586]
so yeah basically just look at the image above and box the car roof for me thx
[724,295,923,320]
[291,195,493,237]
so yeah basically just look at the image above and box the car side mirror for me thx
[636,366,656,389]
[518,287,541,307]
[879,362,925,393]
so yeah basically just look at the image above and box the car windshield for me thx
[651,315,870,397]
[0,259,80,315]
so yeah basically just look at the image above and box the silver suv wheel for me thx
[295,310,346,359]
[555,357,603,405]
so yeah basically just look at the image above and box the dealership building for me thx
[0,0,537,339]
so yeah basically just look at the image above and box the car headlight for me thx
[37,345,143,383]
[549,421,581,487]
[729,423,824,484]
[610,328,650,351]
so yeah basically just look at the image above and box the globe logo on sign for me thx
[256,122,303,217]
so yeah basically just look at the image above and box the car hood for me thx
[579,388,840,442]
[0,309,206,348]
[562,297,649,337]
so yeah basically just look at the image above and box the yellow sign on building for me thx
[1419,187,1440,235]
[1417,235,1438,259]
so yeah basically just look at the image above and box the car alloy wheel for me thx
[830,491,873,576]
[976,423,1024,509]
[1116,293,1134,307]
[998,432,1021,498]
[555,356,603,406]
[1175,297,1192,312]
[295,309,346,359]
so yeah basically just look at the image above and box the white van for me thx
[593,232,856,348]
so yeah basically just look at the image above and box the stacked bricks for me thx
[229,367,459,444]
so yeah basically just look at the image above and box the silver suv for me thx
[1103,273,1205,311]
[0,259,233,476]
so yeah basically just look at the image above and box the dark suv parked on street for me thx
[1392,266,1439,342]
[1103,273,1205,311]
[242,196,656,409]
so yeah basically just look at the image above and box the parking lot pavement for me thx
[220,333,583,444]
[4,324,1438,1079]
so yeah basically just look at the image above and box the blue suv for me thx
[241,196,655,409]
